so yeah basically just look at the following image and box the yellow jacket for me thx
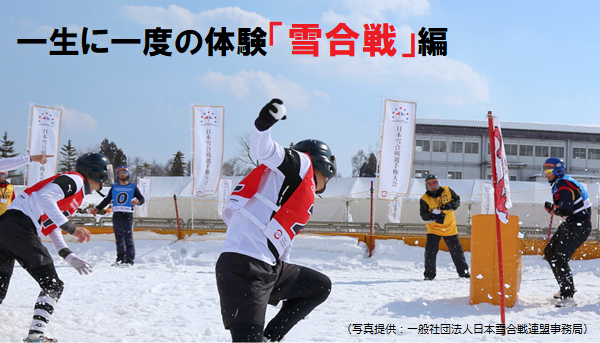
[0,183,14,216]
[419,186,460,236]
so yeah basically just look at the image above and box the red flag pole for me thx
[487,111,506,327]
[545,214,554,243]
[173,194,183,240]
[369,180,374,257]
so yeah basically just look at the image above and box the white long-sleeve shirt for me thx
[9,173,88,253]
[221,127,312,265]
[0,155,30,171]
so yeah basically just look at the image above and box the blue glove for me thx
[255,98,286,131]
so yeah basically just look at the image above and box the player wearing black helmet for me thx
[216,98,334,342]
[292,139,336,194]
[0,152,109,342]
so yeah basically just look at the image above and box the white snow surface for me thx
[1,232,600,342]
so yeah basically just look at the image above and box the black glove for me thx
[441,203,455,211]
[431,212,445,224]
[544,201,553,214]
[255,98,286,131]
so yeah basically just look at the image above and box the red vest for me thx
[24,172,85,236]
[223,162,315,256]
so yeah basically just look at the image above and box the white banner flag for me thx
[489,116,512,224]
[377,99,416,199]
[27,105,62,186]
[192,105,224,198]
[481,182,494,215]
[217,179,232,218]
[137,178,152,217]
[387,196,403,223]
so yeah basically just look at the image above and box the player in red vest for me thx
[216,99,336,342]
[0,152,109,343]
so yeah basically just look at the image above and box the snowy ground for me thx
[1,232,599,342]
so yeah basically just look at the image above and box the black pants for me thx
[216,252,331,342]
[544,219,591,298]
[0,210,64,334]
[113,212,135,264]
[424,233,469,279]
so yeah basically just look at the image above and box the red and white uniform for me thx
[222,128,314,265]
[9,172,88,253]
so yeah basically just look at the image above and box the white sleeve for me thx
[280,249,291,263]
[250,127,285,171]
[0,156,30,171]
[48,228,69,253]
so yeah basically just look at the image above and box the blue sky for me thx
[1,1,599,177]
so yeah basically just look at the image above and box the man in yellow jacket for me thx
[0,171,15,216]
[419,174,470,281]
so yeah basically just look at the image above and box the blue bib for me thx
[112,183,137,213]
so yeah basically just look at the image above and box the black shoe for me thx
[460,272,470,279]
[424,276,435,281]
[554,289,576,299]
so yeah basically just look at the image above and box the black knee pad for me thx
[30,265,64,300]
[40,276,64,300]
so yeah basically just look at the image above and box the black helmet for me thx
[292,139,336,178]
[76,152,110,184]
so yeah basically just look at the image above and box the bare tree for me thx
[222,157,253,176]
[150,159,169,176]
[351,150,368,177]
[130,156,152,182]
[77,143,101,156]
[235,133,259,168]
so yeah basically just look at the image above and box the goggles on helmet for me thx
[542,163,555,176]
[426,179,439,190]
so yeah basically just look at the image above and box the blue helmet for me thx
[543,157,565,177]
[115,165,131,180]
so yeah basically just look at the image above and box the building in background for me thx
[414,118,600,182]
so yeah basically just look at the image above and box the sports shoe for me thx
[23,333,57,342]
[111,261,122,267]
[460,272,470,279]
[423,276,434,281]
[553,289,576,299]
[555,297,577,308]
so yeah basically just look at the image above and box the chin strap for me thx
[96,189,105,197]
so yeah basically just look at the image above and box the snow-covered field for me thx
[1,232,599,342]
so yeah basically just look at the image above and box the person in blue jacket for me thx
[542,157,592,308]
[92,166,145,266]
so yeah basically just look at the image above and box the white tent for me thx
[13,177,600,230]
